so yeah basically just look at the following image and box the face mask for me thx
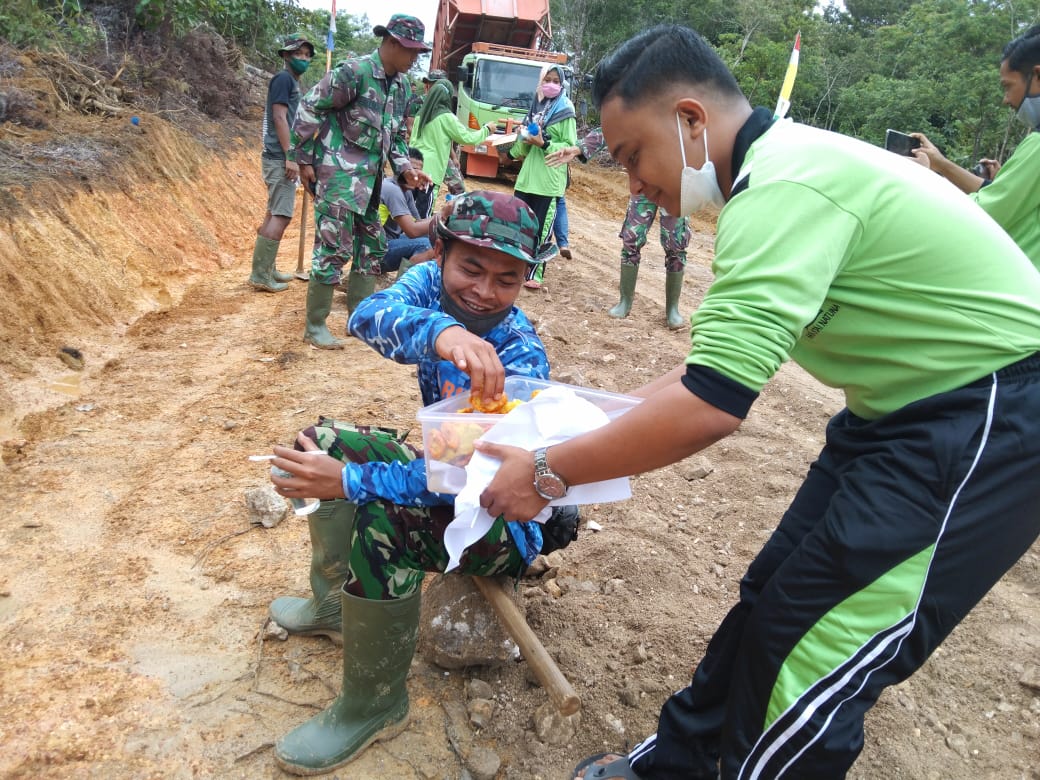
[1016,72,1040,129]
[439,260,512,337]
[541,82,562,99]
[676,113,725,217]
[289,58,310,75]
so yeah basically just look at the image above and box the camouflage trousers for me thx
[302,419,525,601]
[619,195,690,272]
[444,156,465,196]
[310,200,387,284]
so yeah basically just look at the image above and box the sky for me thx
[297,0,439,35]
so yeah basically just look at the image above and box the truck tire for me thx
[458,150,468,176]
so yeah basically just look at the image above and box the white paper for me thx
[488,132,519,147]
[444,385,633,571]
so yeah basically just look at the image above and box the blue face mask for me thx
[289,58,310,76]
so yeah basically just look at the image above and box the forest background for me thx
[3,0,1040,170]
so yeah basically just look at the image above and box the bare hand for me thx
[269,432,345,500]
[285,160,299,180]
[909,132,944,168]
[433,326,507,404]
[298,164,316,191]
[545,146,580,167]
[474,440,548,522]
[979,158,1001,178]
[404,168,433,189]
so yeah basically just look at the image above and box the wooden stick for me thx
[295,189,310,280]
[471,576,581,716]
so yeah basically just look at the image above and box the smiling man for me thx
[474,24,1040,780]
[265,191,581,776]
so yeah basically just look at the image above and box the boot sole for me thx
[274,712,410,777]
[249,281,288,293]
[282,626,343,645]
[303,336,345,350]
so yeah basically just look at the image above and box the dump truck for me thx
[430,0,568,178]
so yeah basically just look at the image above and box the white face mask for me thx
[1016,73,1040,129]
[677,113,725,217]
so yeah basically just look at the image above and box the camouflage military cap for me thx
[423,68,449,83]
[438,191,539,265]
[373,14,432,52]
[278,33,314,56]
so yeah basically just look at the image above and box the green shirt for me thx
[412,113,490,187]
[510,117,577,198]
[690,117,1040,420]
[970,130,1040,269]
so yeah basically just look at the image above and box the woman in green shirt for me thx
[411,79,494,215]
[510,63,578,288]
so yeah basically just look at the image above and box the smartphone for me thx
[885,129,921,156]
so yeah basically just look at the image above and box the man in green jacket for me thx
[290,14,433,349]
[912,25,1040,268]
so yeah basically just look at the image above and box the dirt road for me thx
[1,118,1038,779]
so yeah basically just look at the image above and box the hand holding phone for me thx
[885,129,921,157]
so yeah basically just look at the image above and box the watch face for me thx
[535,474,566,499]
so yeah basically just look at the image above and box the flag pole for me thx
[773,31,801,121]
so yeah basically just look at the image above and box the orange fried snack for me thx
[461,389,527,414]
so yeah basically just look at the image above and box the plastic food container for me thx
[416,375,641,493]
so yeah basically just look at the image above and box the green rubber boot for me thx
[608,264,638,319]
[303,277,344,349]
[394,256,415,281]
[268,500,355,644]
[345,270,377,318]
[274,590,421,776]
[249,236,289,292]
[665,270,686,329]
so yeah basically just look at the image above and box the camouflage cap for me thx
[373,14,432,52]
[437,191,540,265]
[423,68,449,83]
[278,33,315,56]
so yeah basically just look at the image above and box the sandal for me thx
[573,753,643,779]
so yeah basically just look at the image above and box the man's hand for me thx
[473,441,548,522]
[545,146,581,167]
[909,132,945,168]
[403,168,433,189]
[270,432,346,501]
[284,159,300,180]
[298,163,316,193]
[434,326,506,404]
[978,158,1001,178]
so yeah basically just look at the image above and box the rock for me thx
[264,620,288,641]
[620,684,641,707]
[532,700,579,746]
[467,697,495,729]
[944,733,969,758]
[603,578,626,596]
[222,419,238,431]
[544,579,562,599]
[605,713,625,736]
[1019,664,1040,692]
[244,485,288,528]
[466,678,494,701]
[464,746,501,780]
[526,556,549,577]
[544,550,565,569]
[57,346,84,370]
[629,643,648,664]
[420,575,517,669]
[680,455,714,481]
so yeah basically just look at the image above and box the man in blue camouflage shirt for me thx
[266,191,579,775]
[291,14,433,349]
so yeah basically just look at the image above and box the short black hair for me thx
[592,25,743,109]
[407,146,424,162]
[1003,25,1040,75]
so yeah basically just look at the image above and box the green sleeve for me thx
[689,180,862,391]
[445,115,491,146]
[970,133,1040,235]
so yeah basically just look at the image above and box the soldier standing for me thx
[290,14,433,350]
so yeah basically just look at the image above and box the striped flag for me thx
[773,31,801,120]
[325,0,337,71]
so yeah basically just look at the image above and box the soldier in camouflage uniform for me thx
[290,14,433,350]
[267,191,579,776]
[548,127,692,328]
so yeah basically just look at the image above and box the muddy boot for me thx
[608,264,638,319]
[394,256,415,281]
[345,270,376,318]
[268,500,355,644]
[665,270,686,329]
[249,236,289,293]
[274,590,421,775]
[303,277,344,350]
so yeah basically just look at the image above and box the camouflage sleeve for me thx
[342,459,452,506]
[347,262,460,363]
[578,127,605,163]
[388,80,414,176]
[290,61,360,165]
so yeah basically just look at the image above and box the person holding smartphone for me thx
[911,25,1040,268]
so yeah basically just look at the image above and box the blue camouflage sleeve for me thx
[348,263,460,364]
[342,459,453,507]
[495,309,550,381]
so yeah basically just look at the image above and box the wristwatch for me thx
[533,447,568,500]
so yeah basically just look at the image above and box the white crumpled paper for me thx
[444,385,635,571]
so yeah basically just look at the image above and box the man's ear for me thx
[433,239,446,268]
[674,97,709,136]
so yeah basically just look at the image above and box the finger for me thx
[296,432,322,452]
[450,345,468,371]
[472,439,504,458]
